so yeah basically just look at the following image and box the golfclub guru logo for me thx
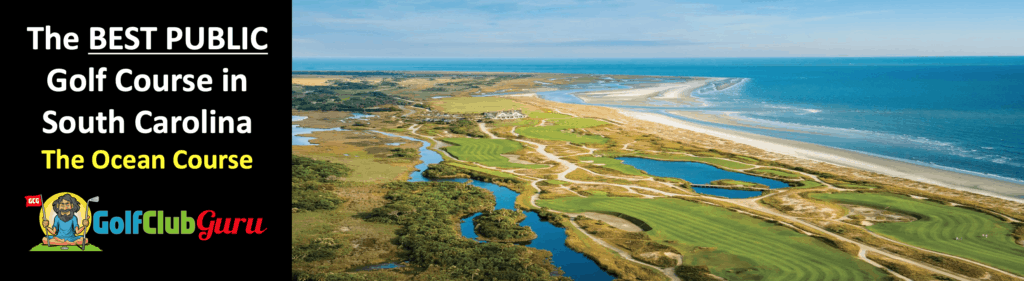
[28,192,266,251]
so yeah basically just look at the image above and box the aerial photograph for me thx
[290,1,1023,280]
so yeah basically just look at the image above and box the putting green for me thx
[538,197,887,280]
[516,118,608,144]
[442,138,547,169]
[810,192,1024,276]
[30,244,102,251]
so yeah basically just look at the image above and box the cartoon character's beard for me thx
[57,210,75,222]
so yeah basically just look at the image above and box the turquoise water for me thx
[294,58,1024,189]
[350,262,404,271]
[377,132,615,281]
[617,157,788,198]
[691,187,763,199]
[618,157,789,188]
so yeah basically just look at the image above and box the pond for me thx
[617,157,789,198]
[378,131,615,281]
[349,262,405,272]
[348,113,375,119]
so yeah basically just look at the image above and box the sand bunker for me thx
[841,204,916,223]
[580,212,643,232]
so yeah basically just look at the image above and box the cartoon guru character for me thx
[42,193,89,246]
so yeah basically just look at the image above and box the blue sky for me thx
[293,0,1024,58]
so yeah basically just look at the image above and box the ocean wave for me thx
[691,78,748,99]
[846,149,1024,185]
[731,114,1020,167]
[757,104,822,115]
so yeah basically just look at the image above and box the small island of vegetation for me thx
[473,209,538,242]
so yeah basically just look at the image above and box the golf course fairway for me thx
[810,192,1024,276]
[538,196,888,281]
[516,118,608,144]
[442,138,548,169]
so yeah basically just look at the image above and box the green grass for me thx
[638,154,754,170]
[543,180,569,185]
[751,168,801,178]
[538,197,887,281]
[734,156,760,164]
[30,244,102,251]
[657,177,683,183]
[717,180,758,186]
[442,138,547,169]
[578,157,646,176]
[516,118,608,144]
[447,162,517,178]
[809,192,1024,276]
[587,190,608,196]
[791,181,823,189]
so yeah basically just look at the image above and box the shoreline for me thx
[619,110,1024,203]
[572,78,719,106]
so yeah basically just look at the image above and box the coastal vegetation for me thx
[431,96,529,113]
[293,90,409,112]
[365,181,569,280]
[291,155,351,211]
[634,153,754,170]
[291,156,407,279]
[810,192,1024,276]
[748,168,802,179]
[473,209,538,242]
[709,179,768,189]
[446,119,486,138]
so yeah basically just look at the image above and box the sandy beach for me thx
[621,110,1024,203]
[574,78,721,106]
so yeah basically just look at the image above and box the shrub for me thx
[292,236,349,262]
[291,155,352,211]
[675,265,718,281]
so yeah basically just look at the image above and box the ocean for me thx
[293,57,1024,187]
